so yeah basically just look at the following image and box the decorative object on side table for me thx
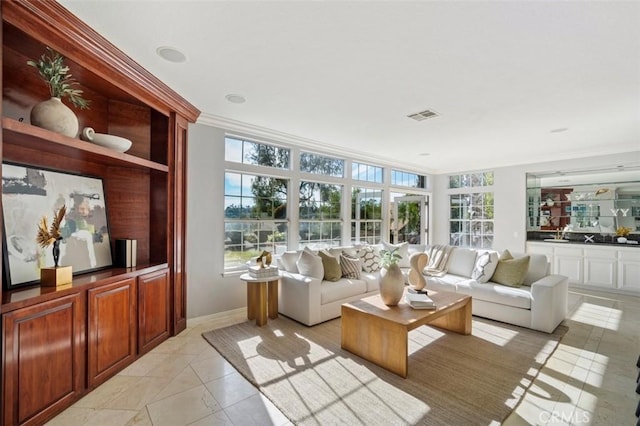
[27,47,90,138]
[616,226,632,243]
[378,247,405,306]
[36,205,72,286]
[80,127,132,153]
[249,250,278,279]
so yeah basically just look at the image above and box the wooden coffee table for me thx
[341,289,471,378]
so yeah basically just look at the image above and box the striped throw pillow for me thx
[340,253,362,279]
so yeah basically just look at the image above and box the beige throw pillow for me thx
[491,250,530,287]
[319,250,342,281]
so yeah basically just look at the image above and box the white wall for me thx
[187,122,639,318]
[186,123,246,318]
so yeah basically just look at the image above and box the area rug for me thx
[202,316,567,425]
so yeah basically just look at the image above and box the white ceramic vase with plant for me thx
[27,47,90,137]
[378,248,405,306]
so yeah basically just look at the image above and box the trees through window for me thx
[449,192,494,248]
[223,136,432,272]
[299,181,342,248]
[351,187,382,245]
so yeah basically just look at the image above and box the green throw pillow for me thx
[319,250,342,281]
[491,250,530,287]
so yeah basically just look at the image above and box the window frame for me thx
[448,184,494,249]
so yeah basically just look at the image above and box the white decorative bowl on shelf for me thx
[80,127,132,153]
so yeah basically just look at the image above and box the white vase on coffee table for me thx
[379,263,404,306]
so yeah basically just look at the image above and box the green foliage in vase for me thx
[27,47,90,109]
[379,248,402,269]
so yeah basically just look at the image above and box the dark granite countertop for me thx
[527,230,639,247]
[527,239,640,248]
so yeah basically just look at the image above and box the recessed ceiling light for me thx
[156,46,187,63]
[419,153,430,156]
[550,127,568,133]
[225,94,246,104]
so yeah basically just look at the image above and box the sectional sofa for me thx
[277,244,568,333]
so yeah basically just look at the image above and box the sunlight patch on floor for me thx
[472,322,519,347]
[569,302,621,330]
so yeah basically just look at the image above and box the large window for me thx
[449,192,494,248]
[300,152,344,177]
[351,187,383,245]
[223,134,432,273]
[299,181,342,248]
[352,162,383,183]
[224,172,288,270]
[391,169,426,188]
[225,136,290,169]
[449,172,494,188]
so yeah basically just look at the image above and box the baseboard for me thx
[187,307,247,326]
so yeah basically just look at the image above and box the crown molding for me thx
[196,112,437,175]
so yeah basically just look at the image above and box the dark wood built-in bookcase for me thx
[0,1,199,424]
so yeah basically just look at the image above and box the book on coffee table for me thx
[405,292,436,310]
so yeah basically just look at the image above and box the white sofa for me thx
[423,247,568,333]
[277,245,568,333]
[277,247,382,327]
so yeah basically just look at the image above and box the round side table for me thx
[240,273,280,326]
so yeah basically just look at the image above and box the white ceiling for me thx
[60,0,640,174]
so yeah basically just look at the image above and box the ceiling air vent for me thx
[407,109,439,121]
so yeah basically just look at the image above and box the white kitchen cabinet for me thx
[554,246,584,285]
[584,249,617,288]
[618,249,640,292]
[526,242,639,294]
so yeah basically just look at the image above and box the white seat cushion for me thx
[361,272,380,292]
[458,280,532,310]
[321,278,367,304]
[425,274,467,293]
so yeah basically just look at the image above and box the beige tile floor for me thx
[47,288,639,426]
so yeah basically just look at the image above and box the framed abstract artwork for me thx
[2,162,113,289]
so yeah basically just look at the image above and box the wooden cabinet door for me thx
[138,269,170,354]
[87,278,137,388]
[2,293,85,426]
